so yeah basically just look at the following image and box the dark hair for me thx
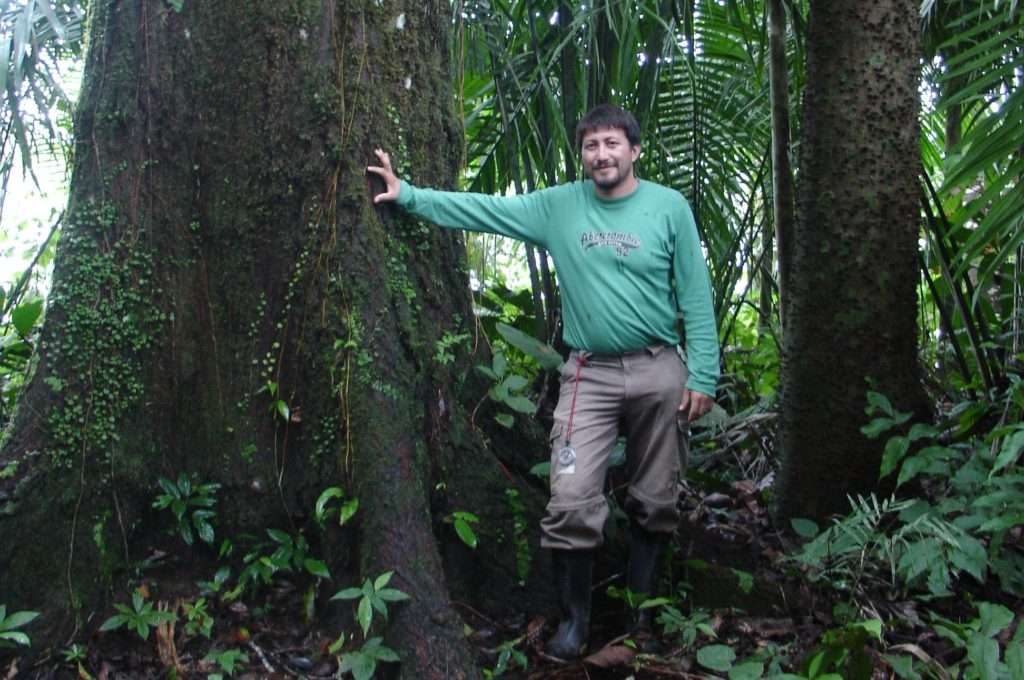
[575,104,641,150]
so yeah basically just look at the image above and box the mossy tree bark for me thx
[0,2,539,677]
[775,0,931,520]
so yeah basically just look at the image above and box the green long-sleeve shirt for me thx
[397,178,720,397]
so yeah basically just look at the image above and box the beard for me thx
[588,160,632,191]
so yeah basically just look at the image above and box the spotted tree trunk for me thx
[775,0,930,519]
[0,2,538,677]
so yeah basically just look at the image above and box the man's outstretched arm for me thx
[365,149,552,247]
[367,148,401,203]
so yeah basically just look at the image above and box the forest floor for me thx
[5,433,1021,680]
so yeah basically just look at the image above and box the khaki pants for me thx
[540,345,689,550]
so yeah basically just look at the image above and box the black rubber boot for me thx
[546,549,593,660]
[627,523,668,649]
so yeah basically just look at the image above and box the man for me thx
[368,104,719,659]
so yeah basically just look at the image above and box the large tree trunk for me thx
[0,2,540,676]
[775,0,930,520]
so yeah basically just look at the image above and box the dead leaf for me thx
[2,660,17,680]
[525,615,547,643]
[583,643,636,668]
[736,617,797,639]
[732,480,757,497]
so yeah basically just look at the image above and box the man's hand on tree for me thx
[367,149,401,203]
[679,388,713,423]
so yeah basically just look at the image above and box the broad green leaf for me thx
[373,571,393,590]
[501,374,529,392]
[1005,641,1023,680]
[492,352,507,378]
[315,487,344,522]
[806,649,828,679]
[267,529,291,544]
[505,395,537,414]
[992,429,1024,476]
[374,646,400,662]
[865,391,895,417]
[731,569,754,594]
[377,588,410,603]
[978,514,1024,533]
[99,615,126,632]
[495,413,515,428]
[883,654,921,680]
[0,611,39,630]
[976,602,1014,638]
[855,619,883,639]
[357,596,373,637]
[898,538,940,582]
[475,365,498,381]
[790,518,819,538]
[495,323,563,371]
[489,383,510,403]
[897,451,936,488]
[729,661,764,680]
[275,400,290,421]
[339,498,359,525]
[862,417,899,439]
[965,633,1000,680]
[195,519,215,545]
[0,632,30,646]
[157,476,178,496]
[907,423,939,442]
[697,644,737,672]
[949,535,988,582]
[454,517,479,548]
[304,559,331,579]
[529,461,550,478]
[345,651,377,680]
[331,587,363,601]
[881,437,910,479]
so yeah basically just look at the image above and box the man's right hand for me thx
[367,148,401,203]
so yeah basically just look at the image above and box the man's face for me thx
[581,126,640,194]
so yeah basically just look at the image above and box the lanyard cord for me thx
[564,354,587,447]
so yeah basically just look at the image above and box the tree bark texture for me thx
[0,2,540,676]
[776,0,930,519]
